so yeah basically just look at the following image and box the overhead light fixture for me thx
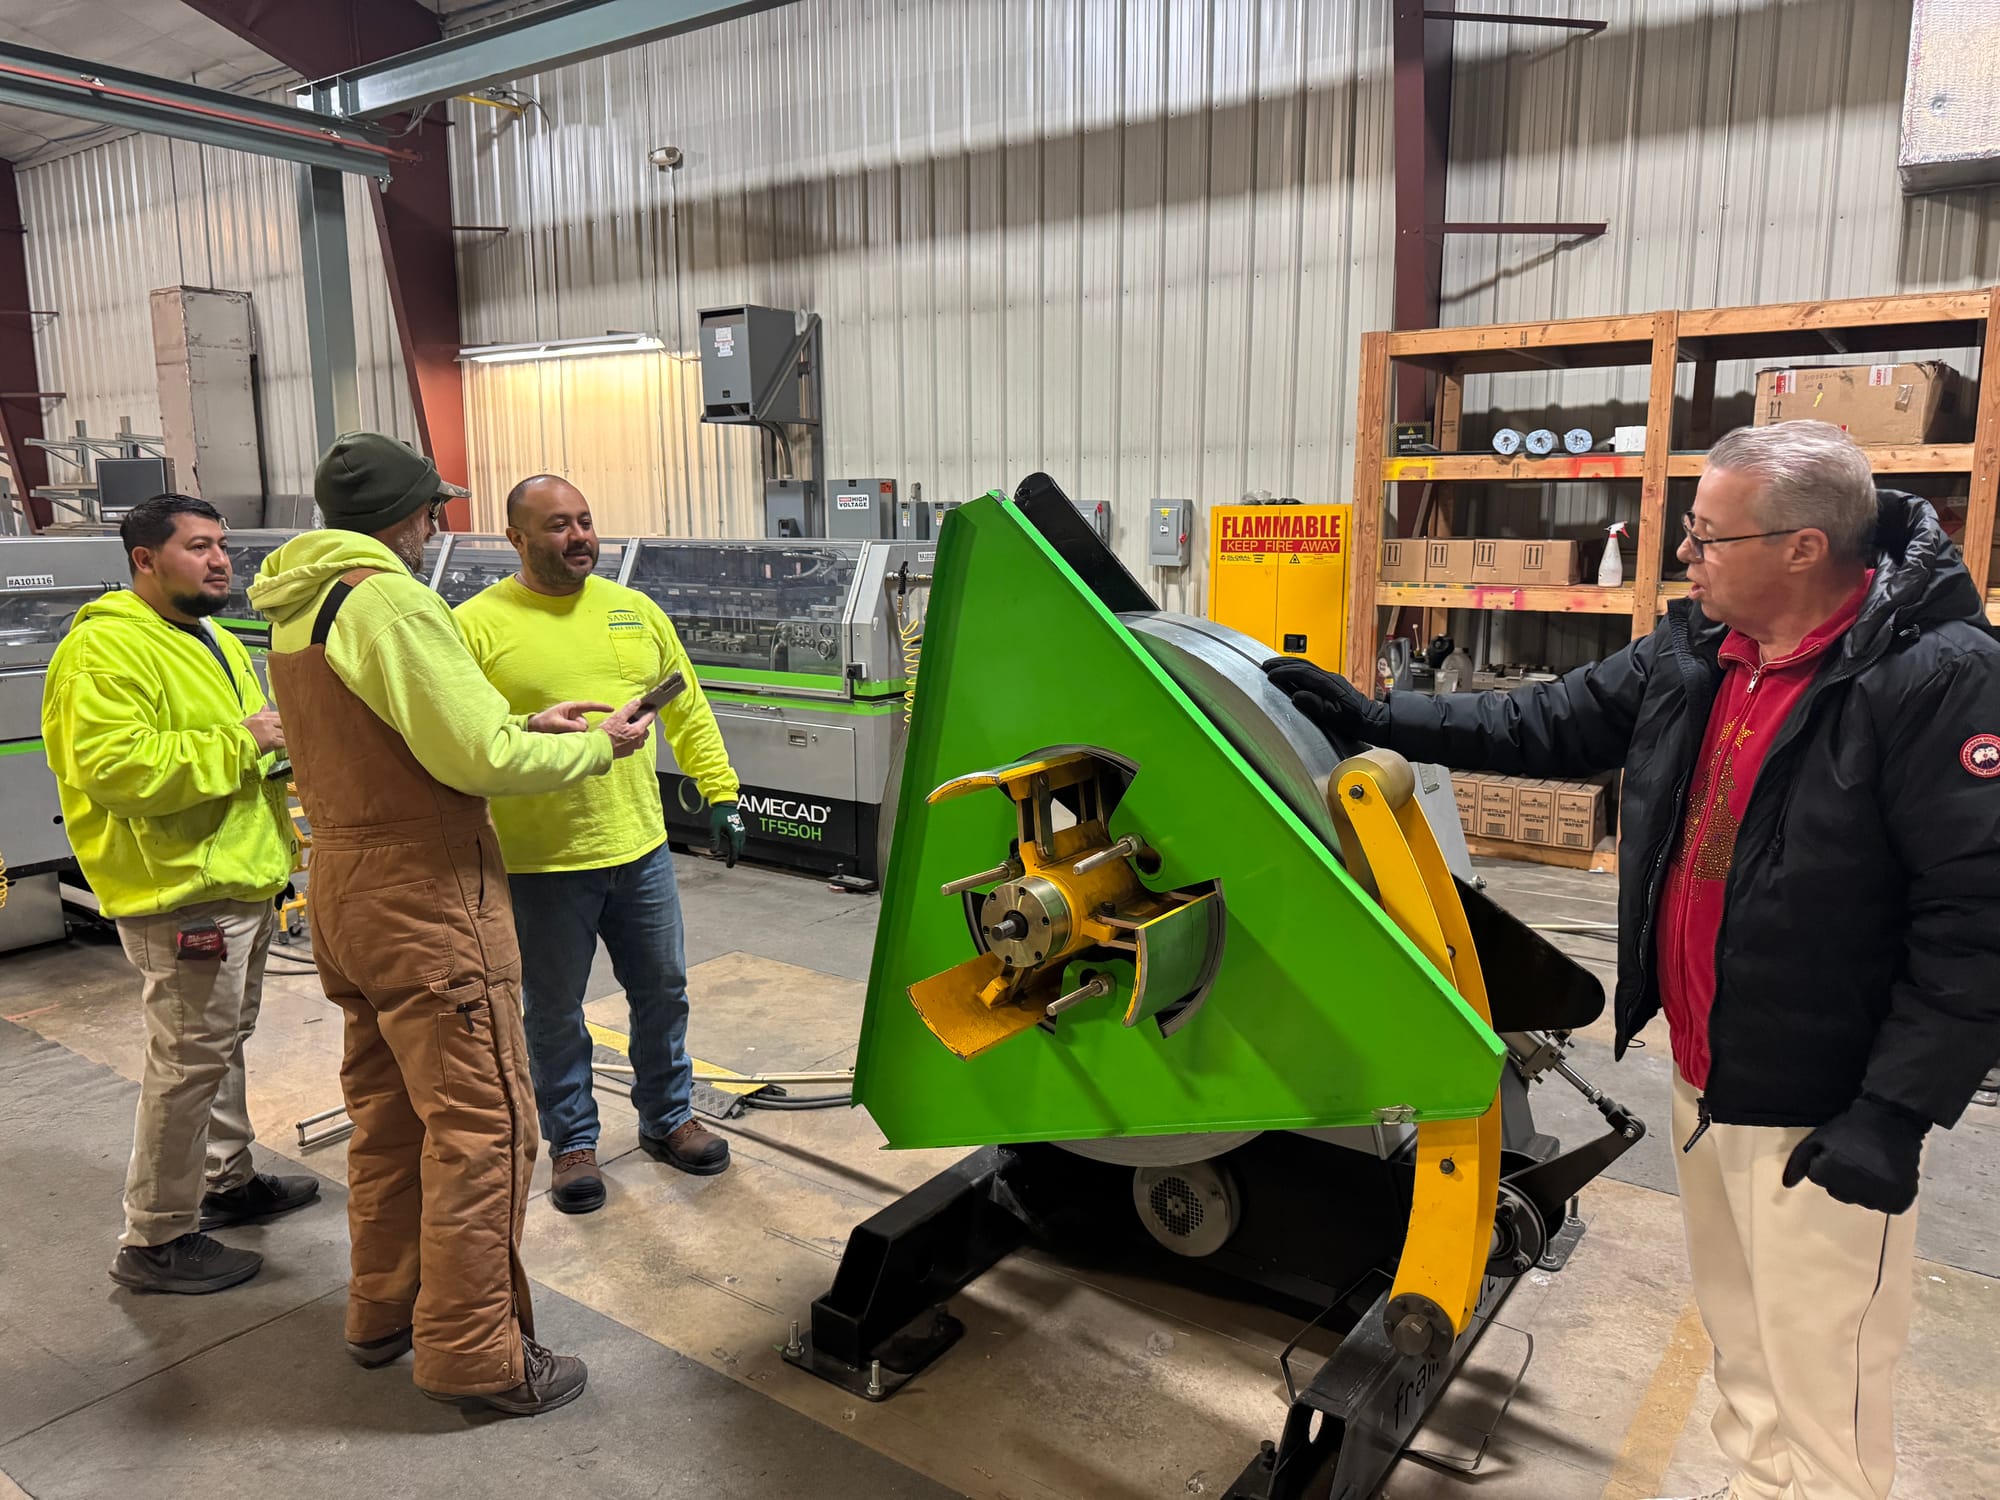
[458,332,665,365]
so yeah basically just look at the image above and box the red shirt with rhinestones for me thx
[1655,573,1873,1088]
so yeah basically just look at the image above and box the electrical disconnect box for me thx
[1148,500,1193,568]
[698,305,804,423]
[895,494,931,540]
[764,480,823,538]
[830,478,898,540]
[1071,499,1111,545]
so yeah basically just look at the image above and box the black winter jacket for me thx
[1380,493,2000,1129]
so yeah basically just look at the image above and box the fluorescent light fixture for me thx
[458,332,665,364]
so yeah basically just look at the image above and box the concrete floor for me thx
[1,852,1996,1500]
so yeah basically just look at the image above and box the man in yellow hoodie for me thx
[250,433,655,1417]
[42,493,314,1296]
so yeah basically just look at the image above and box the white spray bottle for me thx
[1598,521,1628,587]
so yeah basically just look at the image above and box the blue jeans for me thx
[510,840,692,1153]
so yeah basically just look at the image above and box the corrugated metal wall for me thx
[20,127,416,509]
[1431,0,2000,668]
[448,0,1399,606]
[17,0,2000,628]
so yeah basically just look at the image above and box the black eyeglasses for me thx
[427,499,448,525]
[1681,513,1799,560]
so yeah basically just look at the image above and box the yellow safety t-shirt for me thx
[456,573,739,874]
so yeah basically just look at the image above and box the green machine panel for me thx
[853,494,1505,1150]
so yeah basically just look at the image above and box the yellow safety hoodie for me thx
[41,588,294,919]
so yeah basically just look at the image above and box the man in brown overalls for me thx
[250,433,655,1414]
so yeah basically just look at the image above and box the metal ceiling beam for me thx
[0,40,413,179]
[305,0,794,121]
[178,0,472,516]
[0,161,49,530]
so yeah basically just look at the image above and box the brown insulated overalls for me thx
[269,570,539,1396]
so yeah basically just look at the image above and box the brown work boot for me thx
[640,1118,730,1176]
[550,1148,605,1215]
[422,1337,587,1416]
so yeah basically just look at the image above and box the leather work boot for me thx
[347,1328,414,1368]
[200,1172,321,1230]
[422,1337,588,1416]
[109,1232,262,1294]
[550,1148,606,1215]
[640,1118,731,1176]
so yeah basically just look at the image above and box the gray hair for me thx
[1706,420,1878,563]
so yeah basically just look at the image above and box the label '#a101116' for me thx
[4,573,57,589]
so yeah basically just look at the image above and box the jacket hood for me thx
[248,530,411,624]
[68,584,166,632]
[1862,488,1983,636]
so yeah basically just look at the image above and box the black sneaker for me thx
[422,1337,587,1416]
[200,1172,321,1230]
[109,1232,262,1294]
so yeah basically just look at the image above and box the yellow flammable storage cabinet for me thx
[1208,502,1350,669]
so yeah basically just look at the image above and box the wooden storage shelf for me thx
[1347,290,2000,685]
[1378,583,1635,615]
[1384,453,1645,483]
[1665,444,1975,477]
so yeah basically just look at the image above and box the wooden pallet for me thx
[1464,836,1617,874]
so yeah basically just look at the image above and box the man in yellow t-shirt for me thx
[456,475,746,1211]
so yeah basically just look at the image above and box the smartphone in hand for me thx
[639,671,687,714]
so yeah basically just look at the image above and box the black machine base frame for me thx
[787,1096,1640,1499]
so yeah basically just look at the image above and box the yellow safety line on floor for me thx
[585,1019,763,1096]
[1598,1299,1714,1500]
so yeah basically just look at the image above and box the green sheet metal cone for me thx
[853,492,1504,1149]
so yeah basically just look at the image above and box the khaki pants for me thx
[1672,1072,1916,1500]
[114,899,275,1249]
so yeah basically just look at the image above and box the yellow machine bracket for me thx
[1330,749,1503,1361]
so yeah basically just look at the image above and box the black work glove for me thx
[1261,657,1392,747]
[709,801,746,869]
[1781,1095,1927,1215]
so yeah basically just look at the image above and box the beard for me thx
[387,527,428,574]
[169,587,228,618]
[526,541,594,593]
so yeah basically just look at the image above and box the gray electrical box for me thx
[829,477,896,540]
[1148,499,1192,568]
[894,495,931,540]
[1071,499,1111,545]
[764,479,823,537]
[698,305,803,423]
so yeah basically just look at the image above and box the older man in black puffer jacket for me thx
[1269,420,2000,1500]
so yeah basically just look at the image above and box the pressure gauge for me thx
[1491,428,1524,457]
[1563,428,1594,454]
[1524,428,1558,457]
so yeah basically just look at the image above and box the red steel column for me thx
[0,162,50,530]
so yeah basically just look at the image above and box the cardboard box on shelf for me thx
[1555,781,1608,850]
[1451,773,1480,831]
[1752,361,1968,445]
[1471,539,1528,584]
[1476,779,1517,842]
[1515,781,1555,845]
[1425,538,1476,583]
[1518,539,1585,586]
[1380,538,1425,582]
